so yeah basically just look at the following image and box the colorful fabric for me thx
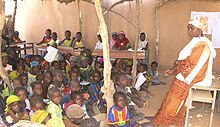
[46,101,63,119]
[31,110,49,123]
[1,52,8,57]
[9,70,19,82]
[61,39,71,46]
[108,105,130,127]
[188,15,208,32]
[5,95,20,113]
[152,38,216,126]
[80,65,92,82]
[114,31,130,50]
[74,40,83,48]
[88,82,103,101]
[46,117,65,127]
[30,61,40,68]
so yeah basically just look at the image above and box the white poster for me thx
[212,12,220,48]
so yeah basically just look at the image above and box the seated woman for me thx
[114,31,130,50]
[94,32,103,50]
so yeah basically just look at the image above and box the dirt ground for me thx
[135,67,220,127]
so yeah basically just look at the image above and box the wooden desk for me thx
[38,45,146,59]
[185,79,220,127]
[10,42,34,56]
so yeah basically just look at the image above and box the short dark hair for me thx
[113,91,126,101]
[80,118,100,127]
[70,91,82,101]
[65,30,71,34]
[19,73,28,79]
[29,95,44,108]
[48,87,60,98]
[76,32,82,36]
[151,61,158,67]
[31,81,42,89]
[14,87,27,96]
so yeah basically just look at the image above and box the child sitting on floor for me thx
[48,70,65,96]
[46,87,63,119]
[31,110,65,127]
[87,70,106,117]
[41,71,52,99]
[148,61,166,85]
[9,64,25,82]
[31,81,43,98]
[108,91,130,127]
[14,87,31,113]
[5,95,23,126]
[135,63,153,96]
[18,73,28,89]
[79,56,92,82]
[29,95,45,116]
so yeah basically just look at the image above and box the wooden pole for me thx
[132,0,140,86]
[77,0,83,32]
[12,0,17,31]
[94,0,115,116]
[0,0,12,91]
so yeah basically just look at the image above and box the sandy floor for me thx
[135,67,220,127]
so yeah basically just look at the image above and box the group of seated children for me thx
[0,29,165,126]
[36,29,149,51]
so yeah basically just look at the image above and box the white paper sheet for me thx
[135,73,146,91]
[44,46,58,62]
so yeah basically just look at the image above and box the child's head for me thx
[113,91,126,110]
[34,55,42,64]
[65,30,71,39]
[30,61,40,75]
[48,87,61,105]
[16,64,25,74]
[31,110,51,124]
[69,56,77,68]
[151,61,158,71]
[41,60,50,71]
[112,32,118,41]
[80,56,89,68]
[43,71,52,84]
[59,60,66,70]
[140,32,146,42]
[124,65,132,75]
[70,80,81,92]
[14,87,28,102]
[18,73,28,86]
[91,70,101,83]
[6,95,20,114]
[113,59,123,69]
[94,58,103,71]
[51,61,60,70]
[137,63,147,73]
[75,32,82,42]
[30,95,44,112]
[65,53,72,61]
[17,58,25,66]
[1,52,8,67]
[118,31,125,41]
[52,70,63,83]
[70,70,79,81]
[51,32,58,41]
[14,31,19,37]
[97,32,102,42]
[24,55,31,66]
[31,81,43,96]
[12,77,23,89]
[70,91,83,106]
[116,73,127,87]
[45,29,52,37]
[36,73,43,82]
[80,118,100,127]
